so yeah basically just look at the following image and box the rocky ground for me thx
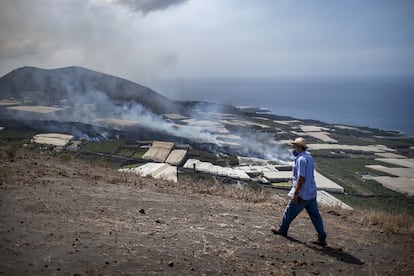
[1,148,413,275]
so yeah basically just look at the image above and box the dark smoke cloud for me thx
[0,0,183,81]
[116,0,188,14]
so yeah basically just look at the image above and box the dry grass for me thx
[5,146,17,160]
[58,152,74,162]
[361,210,414,234]
[169,175,401,216]
[171,175,271,203]
[4,146,414,236]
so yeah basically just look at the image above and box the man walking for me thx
[271,137,327,246]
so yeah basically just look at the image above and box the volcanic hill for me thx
[0,66,186,115]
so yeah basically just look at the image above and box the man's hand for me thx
[292,194,298,204]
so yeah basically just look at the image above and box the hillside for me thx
[0,146,413,275]
[0,66,184,114]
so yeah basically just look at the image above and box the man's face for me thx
[292,144,300,152]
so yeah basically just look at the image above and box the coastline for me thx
[152,77,414,137]
[244,105,413,139]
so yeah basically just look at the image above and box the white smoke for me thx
[116,101,221,145]
[1,67,292,161]
[63,95,291,161]
[81,94,293,161]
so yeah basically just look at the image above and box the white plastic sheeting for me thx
[183,159,250,180]
[119,163,178,183]
[314,171,345,193]
[32,133,74,147]
[142,141,175,163]
[308,144,396,152]
[366,165,414,178]
[7,105,63,113]
[262,171,293,181]
[236,165,278,174]
[374,158,414,169]
[165,149,188,166]
[371,176,414,196]
[317,191,353,210]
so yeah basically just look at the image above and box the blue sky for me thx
[0,0,413,83]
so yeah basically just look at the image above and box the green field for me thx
[132,151,145,159]
[79,139,125,154]
[0,130,35,147]
[271,182,291,188]
[313,151,414,215]
[116,148,135,157]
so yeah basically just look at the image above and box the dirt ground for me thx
[1,149,413,275]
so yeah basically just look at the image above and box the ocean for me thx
[152,76,414,136]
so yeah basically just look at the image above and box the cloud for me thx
[0,0,413,82]
[0,40,40,59]
[0,0,185,82]
[115,0,188,14]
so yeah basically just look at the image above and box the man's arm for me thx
[292,176,305,203]
[293,157,307,203]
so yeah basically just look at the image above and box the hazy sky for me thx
[1,0,413,83]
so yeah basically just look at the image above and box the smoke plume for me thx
[0,66,292,162]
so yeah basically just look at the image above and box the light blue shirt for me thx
[289,151,317,200]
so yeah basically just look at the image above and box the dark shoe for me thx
[312,237,327,247]
[271,227,287,237]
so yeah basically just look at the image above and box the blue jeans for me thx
[279,197,327,240]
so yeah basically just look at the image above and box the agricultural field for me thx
[312,150,414,215]
[79,139,126,154]
[1,112,413,216]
